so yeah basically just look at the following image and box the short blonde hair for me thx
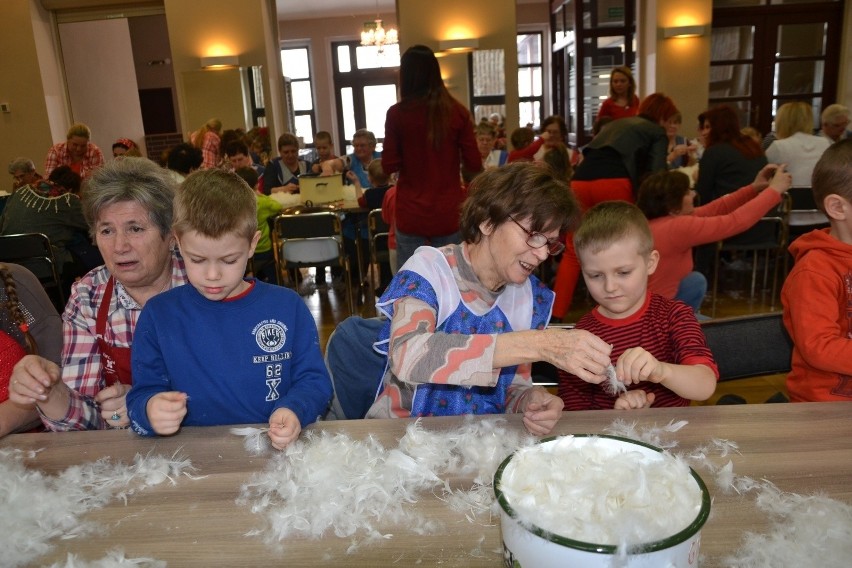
[173,169,257,241]
[775,102,814,139]
[574,201,654,259]
[66,123,91,140]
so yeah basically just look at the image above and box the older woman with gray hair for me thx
[365,162,613,435]
[9,157,187,430]
[7,157,43,191]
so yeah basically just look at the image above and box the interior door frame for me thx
[711,1,844,136]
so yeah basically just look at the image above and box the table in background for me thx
[2,403,851,567]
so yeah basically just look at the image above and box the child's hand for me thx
[614,389,656,410]
[268,407,301,450]
[616,347,665,385]
[522,387,564,436]
[146,391,188,435]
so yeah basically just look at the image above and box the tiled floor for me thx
[299,256,790,406]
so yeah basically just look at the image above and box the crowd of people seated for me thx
[2,48,851,448]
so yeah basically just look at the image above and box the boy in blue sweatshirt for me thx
[127,169,332,449]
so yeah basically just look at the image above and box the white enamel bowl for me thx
[493,434,711,568]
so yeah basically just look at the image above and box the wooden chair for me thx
[271,208,355,314]
[0,233,66,311]
[710,197,790,316]
[700,313,792,381]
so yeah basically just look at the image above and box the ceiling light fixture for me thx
[360,1,398,53]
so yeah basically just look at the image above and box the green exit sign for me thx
[608,7,624,18]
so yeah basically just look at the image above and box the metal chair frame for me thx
[0,232,66,311]
[710,197,790,316]
[271,209,355,314]
[366,208,390,302]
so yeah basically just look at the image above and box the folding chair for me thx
[700,313,792,381]
[271,208,355,314]
[366,208,390,302]
[0,233,66,311]
[710,197,790,316]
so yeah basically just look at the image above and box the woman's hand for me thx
[8,355,62,405]
[96,383,131,428]
[146,391,188,436]
[268,407,301,450]
[542,328,612,384]
[752,163,791,194]
[521,387,564,436]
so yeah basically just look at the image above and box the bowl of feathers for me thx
[494,434,710,568]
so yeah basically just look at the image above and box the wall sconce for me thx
[200,55,239,69]
[663,25,707,39]
[437,38,479,55]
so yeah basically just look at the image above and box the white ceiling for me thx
[276,0,396,21]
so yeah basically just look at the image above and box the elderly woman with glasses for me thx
[365,163,613,435]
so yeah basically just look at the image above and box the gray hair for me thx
[83,157,177,240]
[822,104,850,125]
[8,157,36,175]
[352,128,377,146]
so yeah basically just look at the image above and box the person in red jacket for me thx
[382,44,482,269]
[782,139,852,402]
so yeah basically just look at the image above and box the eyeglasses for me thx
[507,215,565,256]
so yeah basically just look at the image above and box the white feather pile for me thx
[43,548,166,568]
[0,448,194,568]
[237,417,533,549]
[724,484,852,568]
[497,435,702,546]
[230,426,271,456]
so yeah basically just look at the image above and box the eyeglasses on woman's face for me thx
[507,215,565,256]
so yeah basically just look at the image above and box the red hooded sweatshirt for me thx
[782,228,852,401]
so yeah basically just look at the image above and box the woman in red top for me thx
[636,165,791,313]
[596,66,639,122]
[382,44,482,269]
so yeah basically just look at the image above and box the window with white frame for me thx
[280,46,317,146]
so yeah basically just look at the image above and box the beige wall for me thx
[639,0,712,139]
[0,0,58,174]
[397,0,520,131]
[162,0,285,139]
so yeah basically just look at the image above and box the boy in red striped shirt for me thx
[557,201,718,410]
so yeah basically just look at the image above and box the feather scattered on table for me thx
[237,416,534,549]
[0,448,194,568]
[43,548,166,568]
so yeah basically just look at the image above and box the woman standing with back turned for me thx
[382,45,482,268]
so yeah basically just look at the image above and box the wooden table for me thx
[3,403,851,567]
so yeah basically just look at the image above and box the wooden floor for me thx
[298,257,790,407]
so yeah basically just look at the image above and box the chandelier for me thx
[361,19,398,53]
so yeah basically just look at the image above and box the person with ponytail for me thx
[0,263,61,437]
[382,44,482,268]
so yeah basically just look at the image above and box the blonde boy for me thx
[557,201,717,410]
[782,138,852,401]
[126,169,331,448]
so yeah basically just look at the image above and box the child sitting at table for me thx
[347,161,394,292]
[557,201,718,410]
[782,138,852,402]
[126,169,332,449]
[309,130,337,174]
[234,166,282,283]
